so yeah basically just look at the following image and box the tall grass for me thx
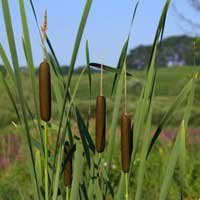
[0,0,198,199]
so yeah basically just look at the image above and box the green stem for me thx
[125,173,128,200]
[44,122,48,200]
[66,187,69,200]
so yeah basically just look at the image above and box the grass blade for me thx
[147,77,194,157]
[159,122,183,200]
[75,108,95,168]
[135,105,152,200]
[0,70,21,122]
[70,141,84,200]
[129,0,171,177]
[66,0,92,88]
[0,43,15,83]
[86,40,92,128]
[53,0,93,183]
[111,38,129,95]
[107,63,124,173]
[19,0,44,152]
[89,62,133,76]
[1,0,40,198]
[111,1,139,95]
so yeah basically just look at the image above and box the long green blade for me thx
[19,0,44,152]
[1,1,40,199]
[159,122,183,200]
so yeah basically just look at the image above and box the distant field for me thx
[0,66,200,131]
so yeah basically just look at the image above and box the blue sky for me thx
[0,0,198,67]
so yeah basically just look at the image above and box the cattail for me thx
[121,113,132,173]
[39,60,51,122]
[63,142,73,187]
[95,96,106,153]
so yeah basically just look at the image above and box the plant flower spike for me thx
[39,10,51,122]
[39,10,51,200]
[121,60,132,200]
[95,53,106,153]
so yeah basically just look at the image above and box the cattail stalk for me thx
[66,187,69,200]
[95,96,106,153]
[125,173,129,200]
[44,122,48,200]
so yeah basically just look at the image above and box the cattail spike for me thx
[95,96,106,153]
[121,113,132,173]
[41,10,47,40]
[39,60,51,122]
[63,142,73,187]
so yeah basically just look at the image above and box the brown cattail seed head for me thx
[39,60,51,122]
[121,113,132,173]
[63,143,73,187]
[95,96,106,153]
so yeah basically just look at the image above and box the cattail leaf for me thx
[86,40,92,128]
[50,66,90,195]
[86,40,91,98]
[46,36,66,85]
[87,161,95,199]
[146,77,193,157]
[0,43,15,83]
[106,63,124,173]
[75,108,95,167]
[111,38,129,95]
[80,183,89,200]
[70,141,84,200]
[66,0,92,89]
[146,0,170,72]
[54,0,92,179]
[0,71,21,122]
[129,0,171,178]
[89,62,132,76]
[116,173,125,200]
[52,147,63,200]
[135,104,152,200]
[46,52,64,115]
[35,150,42,192]
[61,67,89,150]
[66,119,74,147]
[19,0,44,151]
[1,1,40,199]
[179,76,195,196]
[29,0,40,32]
[111,1,139,95]
[128,1,140,35]
[159,123,183,200]
[46,36,62,75]
[179,120,186,197]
